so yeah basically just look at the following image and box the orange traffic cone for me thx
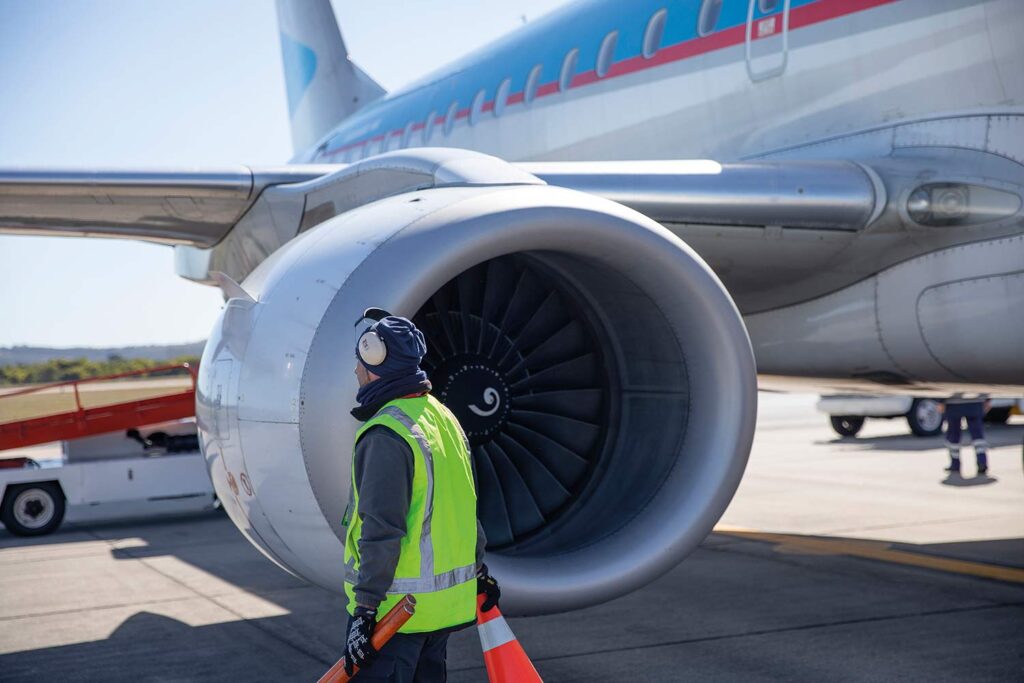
[476,594,543,682]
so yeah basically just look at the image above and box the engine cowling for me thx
[197,161,757,615]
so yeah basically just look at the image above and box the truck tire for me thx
[830,416,864,437]
[146,431,169,449]
[1,482,65,536]
[984,407,1011,425]
[907,398,943,437]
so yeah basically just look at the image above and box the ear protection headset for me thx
[355,307,391,367]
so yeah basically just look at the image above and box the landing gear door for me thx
[746,0,790,82]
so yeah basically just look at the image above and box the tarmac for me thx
[1,393,1022,682]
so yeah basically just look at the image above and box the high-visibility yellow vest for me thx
[344,394,478,633]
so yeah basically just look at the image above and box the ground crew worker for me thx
[344,308,501,682]
[942,396,990,476]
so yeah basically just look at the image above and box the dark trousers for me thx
[354,631,449,683]
[944,402,988,466]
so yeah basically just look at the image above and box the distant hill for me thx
[0,342,205,366]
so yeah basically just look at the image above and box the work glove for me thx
[344,605,378,676]
[477,563,501,612]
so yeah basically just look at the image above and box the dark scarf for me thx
[351,371,432,422]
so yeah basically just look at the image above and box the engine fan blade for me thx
[495,432,571,516]
[504,293,569,360]
[504,320,587,381]
[479,259,515,354]
[483,441,547,537]
[473,445,514,547]
[507,409,600,460]
[495,274,548,347]
[456,265,485,352]
[504,421,590,490]
[430,287,460,358]
[509,353,599,392]
[511,388,603,423]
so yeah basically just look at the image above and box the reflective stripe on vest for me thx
[344,560,477,594]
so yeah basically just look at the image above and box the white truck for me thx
[0,419,215,536]
[817,395,1022,438]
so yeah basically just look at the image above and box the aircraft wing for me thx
[0,158,884,249]
[0,167,331,246]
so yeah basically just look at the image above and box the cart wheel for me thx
[830,415,864,437]
[1,482,65,536]
[907,398,943,437]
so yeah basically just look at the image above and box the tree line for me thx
[0,356,201,386]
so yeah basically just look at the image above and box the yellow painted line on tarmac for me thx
[713,525,1024,585]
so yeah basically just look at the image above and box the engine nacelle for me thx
[197,154,756,615]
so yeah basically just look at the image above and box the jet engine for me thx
[197,151,757,615]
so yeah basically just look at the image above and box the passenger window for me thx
[759,0,779,12]
[698,0,722,36]
[643,9,667,59]
[494,78,511,117]
[444,101,459,136]
[470,89,486,126]
[524,64,543,104]
[559,48,579,92]
[596,31,618,78]
[423,111,437,145]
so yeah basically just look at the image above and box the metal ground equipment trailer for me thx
[0,364,214,536]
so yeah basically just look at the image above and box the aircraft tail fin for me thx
[276,0,385,156]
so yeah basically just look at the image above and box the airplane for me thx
[1,0,1021,616]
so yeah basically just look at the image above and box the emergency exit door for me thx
[745,0,790,82]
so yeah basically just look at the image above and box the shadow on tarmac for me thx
[941,473,998,487]
[2,515,1023,682]
[3,611,331,682]
[0,513,348,682]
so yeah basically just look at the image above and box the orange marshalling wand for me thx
[317,594,416,683]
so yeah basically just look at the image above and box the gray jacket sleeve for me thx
[351,426,413,610]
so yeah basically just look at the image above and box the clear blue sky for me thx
[0,0,571,348]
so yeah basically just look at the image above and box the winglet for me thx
[211,271,256,303]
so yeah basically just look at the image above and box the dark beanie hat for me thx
[358,316,427,379]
